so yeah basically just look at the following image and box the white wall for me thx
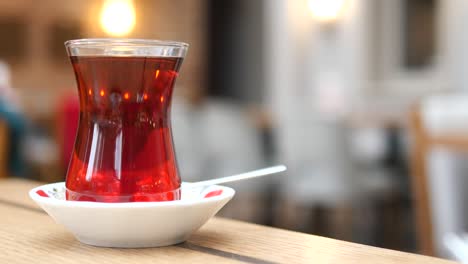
[440,0,468,92]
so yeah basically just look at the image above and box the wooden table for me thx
[0,179,456,264]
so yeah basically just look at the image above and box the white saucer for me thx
[29,182,235,248]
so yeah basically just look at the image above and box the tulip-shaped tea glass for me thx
[64,39,188,202]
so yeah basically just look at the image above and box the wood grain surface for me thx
[0,179,457,264]
[0,204,243,264]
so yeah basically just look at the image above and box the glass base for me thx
[66,188,181,202]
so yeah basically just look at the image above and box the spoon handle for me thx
[187,165,287,188]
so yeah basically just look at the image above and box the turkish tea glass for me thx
[64,39,188,202]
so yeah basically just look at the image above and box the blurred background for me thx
[0,0,468,260]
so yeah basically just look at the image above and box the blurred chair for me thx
[276,111,397,242]
[172,97,266,223]
[410,95,468,257]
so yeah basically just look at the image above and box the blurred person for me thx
[0,61,28,177]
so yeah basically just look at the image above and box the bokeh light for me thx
[100,0,136,36]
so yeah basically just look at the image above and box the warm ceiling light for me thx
[100,0,136,37]
[308,0,347,24]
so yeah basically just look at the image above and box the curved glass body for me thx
[64,39,188,202]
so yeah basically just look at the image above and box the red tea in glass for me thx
[64,39,188,202]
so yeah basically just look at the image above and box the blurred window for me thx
[403,0,436,68]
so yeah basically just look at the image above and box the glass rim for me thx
[64,38,189,49]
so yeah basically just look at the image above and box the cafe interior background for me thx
[0,0,467,260]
